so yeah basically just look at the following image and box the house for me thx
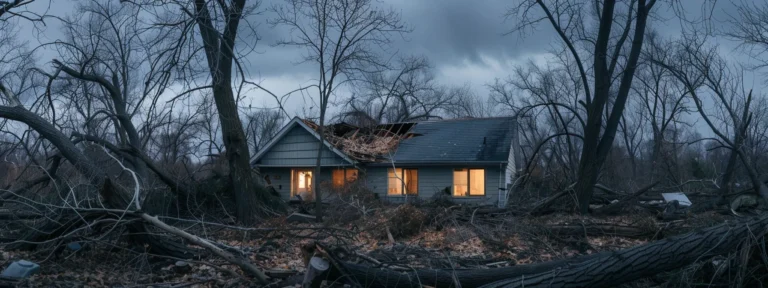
[250,116,520,207]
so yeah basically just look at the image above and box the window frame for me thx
[387,168,418,196]
[452,168,486,197]
[332,168,359,188]
[290,168,314,198]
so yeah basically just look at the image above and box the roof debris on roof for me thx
[301,116,516,163]
[302,119,416,162]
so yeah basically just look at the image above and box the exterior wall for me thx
[364,164,505,205]
[256,125,349,167]
[260,167,338,200]
[263,164,505,204]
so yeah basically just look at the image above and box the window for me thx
[388,168,418,196]
[291,169,313,199]
[453,168,485,196]
[332,168,359,188]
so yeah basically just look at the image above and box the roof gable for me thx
[250,117,355,166]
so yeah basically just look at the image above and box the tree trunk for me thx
[213,85,261,224]
[719,148,739,195]
[337,214,768,288]
[314,113,325,222]
[191,0,284,223]
[574,0,652,214]
[574,157,599,213]
[0,105,192,259]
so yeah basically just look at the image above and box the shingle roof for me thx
[388,117,516,163]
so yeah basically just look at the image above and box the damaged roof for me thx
[387,117,516,164]
[253,116,517,166]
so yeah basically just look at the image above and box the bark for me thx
[481,214,768,288]
[313,116,325,221]
[191,0,284,223]
[336,214,768,288]
[0,106,102,180]
[574,0,655,214]
[719,148,739,195]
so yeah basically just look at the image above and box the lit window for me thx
[332,168,359,188]
[388,168,418,196]
[332,169,344,188]
[291,169,313,200]
[453,168,485,196]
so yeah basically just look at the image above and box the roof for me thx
[386,117,516,164]
[251,116,517,166]
[250,117,356,165]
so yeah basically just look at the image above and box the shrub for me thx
[383,204,426,239]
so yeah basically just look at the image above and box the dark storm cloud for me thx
[384,0,554,67]
[247,0,559,79]
[11,0,765,94]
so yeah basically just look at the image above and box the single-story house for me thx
[250,116,520,207]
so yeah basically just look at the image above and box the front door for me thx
[291,169,313,200]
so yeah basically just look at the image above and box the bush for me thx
[382,204,426,239]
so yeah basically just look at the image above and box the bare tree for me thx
[508,0,658,213]
[653,34,768,199]
[726,1,768,70]
[342,56,479,124]
[270,0,408,220]
[244,109,286,155]
[489,60,585,189]
[181,0,285,223]
[633,32,690,183]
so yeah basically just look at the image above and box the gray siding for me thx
[257,125,349,167]
[264,164,504,204]
[364,165,505,205]
[261,167,339,199]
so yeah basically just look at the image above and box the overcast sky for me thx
[11,0,765,122]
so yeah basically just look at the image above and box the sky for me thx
[9,0,766,124]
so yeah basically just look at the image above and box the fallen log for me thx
[481,214,768,288]
[337,214,768,288]
[529,183,575,215]
[340,251,609,288]
[544,223,653,239]
[594,181,659,215]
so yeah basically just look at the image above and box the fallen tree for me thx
[0,91,271,284]
[329,213,768,288]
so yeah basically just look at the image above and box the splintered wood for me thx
[304,119,412,162]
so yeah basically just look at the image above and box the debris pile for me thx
[303,119,417,161]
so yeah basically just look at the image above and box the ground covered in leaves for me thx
[0,202,736,287]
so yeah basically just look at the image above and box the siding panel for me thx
[261,167,337,200]
[256,125,349,166]
[365,165,504,205]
